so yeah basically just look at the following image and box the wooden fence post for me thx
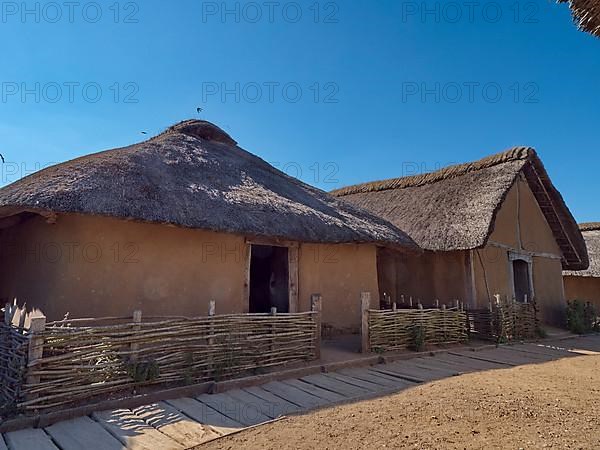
[26,312,46,403]
[130,310,142,364]
[361,292,371,353]
[270,307,277,365]
[311,294,322,360]
[442,304,447,341]
[208,301,216,347]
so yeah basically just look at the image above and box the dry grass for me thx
[202,356,600,449]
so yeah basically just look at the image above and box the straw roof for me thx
[332,147,588,270]
[0,120,417,250]
[564,223,600,277]
[559,0,600,37]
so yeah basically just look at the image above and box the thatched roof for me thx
[564,223,600,277]
[559,0,600,37]
[0,120,417,250]
[332,147,588,270]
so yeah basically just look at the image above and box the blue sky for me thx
[0,0,598,222]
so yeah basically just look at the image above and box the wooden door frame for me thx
[244,238,299,313]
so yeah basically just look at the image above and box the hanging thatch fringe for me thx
[558,0,600,37]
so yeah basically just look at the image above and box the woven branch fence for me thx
[0,305,29,416]
[1,300,321,414]
[366,306,468,353]
[466,297,538,342]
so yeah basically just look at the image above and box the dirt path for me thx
[201,356,600,449]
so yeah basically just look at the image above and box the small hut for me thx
[558,0,600,37]
[563,223,600,309]
[0,120,417,333]
[333,147,588,325]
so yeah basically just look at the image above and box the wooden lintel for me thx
[487,240,562,261]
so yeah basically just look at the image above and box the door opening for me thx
[512,258,532,303]
[249,244,289,313]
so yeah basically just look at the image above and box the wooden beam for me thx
[288,246,299,313]
[487,240,562,260]
[361,292,371,354]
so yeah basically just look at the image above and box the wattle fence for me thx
[363,294,540,353]
[1,299,321,415]
[466,297,538,342]
[0,304,30,416]
[367,306,468,352]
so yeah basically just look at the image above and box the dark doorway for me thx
[512,259,531,303]
[249,245,289,313]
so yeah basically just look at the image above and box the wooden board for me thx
[300,374,371,398]
[408,359,464,376]
[226,388,290,419]
[520,344,574,357]
[261,381,330,409]
[197,393,271,427]
[241,386,302,414]
[4,429,59,450]
[449,351,517,367]
[93,409,184,450]
[415,356,478,373]
[324,372,386,392]
[433,353,507,371]
[338,368,413,388]
[363,369,419,387]
[165,397,243,436]
[132,402,217,447]
[492,347,552,362]
[45,416,123,450]
[373,363,440,382]
[470,349,544,365]
[409,358,470,375]
[281,378,346,403]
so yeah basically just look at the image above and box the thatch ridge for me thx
[331,147,532,196]
[333,147,588,270]
[579,222,600,232]
[565,225,600,277]
[0,120,418,250]
[558,0,600,37]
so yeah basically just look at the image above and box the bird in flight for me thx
[197,107,203,114]
[0,153,4,163]
[141,131,148,135]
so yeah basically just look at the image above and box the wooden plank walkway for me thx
[2,337,598,450]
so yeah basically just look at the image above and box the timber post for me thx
[130,310,142,364]
[361,292,371,353]
[270,307,277,365]
[26,312,46,403]
[310,294,322,360]
[208,301,216,347]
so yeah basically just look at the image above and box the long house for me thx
[333,147,589,325]
[563,223,600,309]
[0,120,418,334]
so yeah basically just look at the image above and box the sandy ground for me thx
[201,356,600,450]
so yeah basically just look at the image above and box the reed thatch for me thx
[0,120,417,250]
[559,0,600,37]
[332,147,588,270]
[564,223,600,277]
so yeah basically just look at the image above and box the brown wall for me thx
[0,213,383,330]
[473,176,566,324]
[564,276,600,310]
[298,243,380,334]
[0,213,248,320]
[378,249,469,307]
